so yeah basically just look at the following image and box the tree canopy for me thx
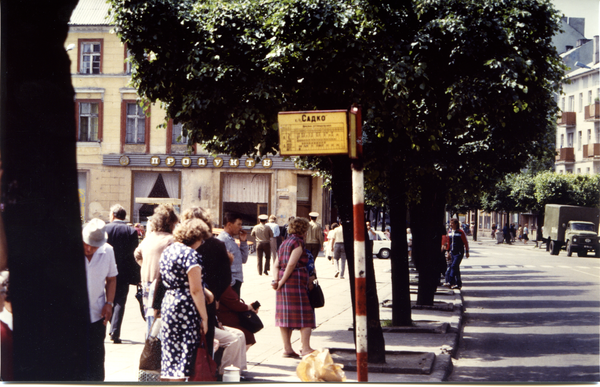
[109,0,566,310]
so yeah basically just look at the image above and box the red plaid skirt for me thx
[275,266,315,328]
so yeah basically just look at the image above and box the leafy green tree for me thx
[109,0,564,318]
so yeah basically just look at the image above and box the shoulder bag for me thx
[139,318,161,376]
[308,279,325,309]
[238,309,264,333]
[189,328,217,381]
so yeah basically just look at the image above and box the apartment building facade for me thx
[68,0,328,228]
[555,18,600,175]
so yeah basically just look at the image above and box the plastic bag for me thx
[296,349,346,382]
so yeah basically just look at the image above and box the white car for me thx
[372,230,391,259]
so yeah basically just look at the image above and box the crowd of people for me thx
[76,204,330,382]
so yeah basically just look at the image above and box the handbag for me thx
[238,310,264,333]
[139,318,161,372]
[308,279,325,309]
[189,329,217,381]
[135,284,146,321]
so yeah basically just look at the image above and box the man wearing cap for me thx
[251,214,273,276]
[104,204,139,344]
[306,212,324,261]
[82,219,117,381]
[265,215,280,264]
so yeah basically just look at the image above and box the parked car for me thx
[372,230,391,259]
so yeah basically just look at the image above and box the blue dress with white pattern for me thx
[159,242,204,379]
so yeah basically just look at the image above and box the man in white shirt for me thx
[266,215,280,263]
[329,224,346,279]
[82,219,117,381]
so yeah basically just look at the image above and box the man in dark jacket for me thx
[104,204,139,343]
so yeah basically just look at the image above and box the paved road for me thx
[448,239,600,382]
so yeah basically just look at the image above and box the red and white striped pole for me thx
[350,105,368,381]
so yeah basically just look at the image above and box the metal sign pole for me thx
[350,105,368,381]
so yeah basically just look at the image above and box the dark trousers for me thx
[256,242,271,275]
[109,280,129,339]
[232,280,242,298]
[306,243,321,260]
[447,251,463,288]
[87,319,106,381]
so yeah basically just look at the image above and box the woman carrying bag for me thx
[159,218,214,381]
[272,217,316,358]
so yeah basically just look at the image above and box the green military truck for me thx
[543,204,600,257]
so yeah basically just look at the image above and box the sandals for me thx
[282,352,301,358]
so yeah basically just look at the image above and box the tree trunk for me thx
[388,158,411,325]
[410,180,447,306]
[2,0,92,381]
[329,156,385,363]
[473,209,478,241]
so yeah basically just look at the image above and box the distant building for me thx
[553,17,600,175]
[68,0,331,228]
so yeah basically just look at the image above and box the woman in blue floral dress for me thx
[160,218,212,381]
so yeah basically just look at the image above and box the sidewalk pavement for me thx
[105,250,465,383]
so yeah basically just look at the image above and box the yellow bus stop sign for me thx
[278,110,348,156]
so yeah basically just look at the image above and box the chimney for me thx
[594,36,599,65]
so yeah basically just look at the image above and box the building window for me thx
[221,173,270,226]
[561,97,565,111]
[560,133,564,148]
[79,40,102,74]
[568,96,575,112]
[297,175,312,219]
[78,102,99,141]
[578,131,582,150]
[579,93,583,112]
[567,133,573,147]
[124,47,133,75]
[132,172,181,223]
[577,168,581,174]
[75,100,102,141]
[172,123,187,144]
[587,167,591,174]
[588,129,592,143]
[589,90,593,105]
[125,103,146,144]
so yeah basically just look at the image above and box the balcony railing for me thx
[583,143,600,158]
[557,112,576,126]
[556,147,575,162]
[584,103,600,121]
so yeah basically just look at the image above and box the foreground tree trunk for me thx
[410,179,447,306]
[329,156,385,363]
[388,157,411,325]
[2,0,92,380]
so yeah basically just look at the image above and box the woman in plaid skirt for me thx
[272,217,316,358]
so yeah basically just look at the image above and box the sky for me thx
[552,0,599,38]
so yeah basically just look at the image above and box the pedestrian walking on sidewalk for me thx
[306,212,324,261]
[266,215,281,264]
[329,224,346,278]
[446,218,469,289]
[105,204,139,344]
[273,217,316,358]
[82,219,117,381]
[252,214,273,276]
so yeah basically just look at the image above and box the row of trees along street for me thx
[108,0,566,365]
[1,0,565,379]
[463,171,600,241]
